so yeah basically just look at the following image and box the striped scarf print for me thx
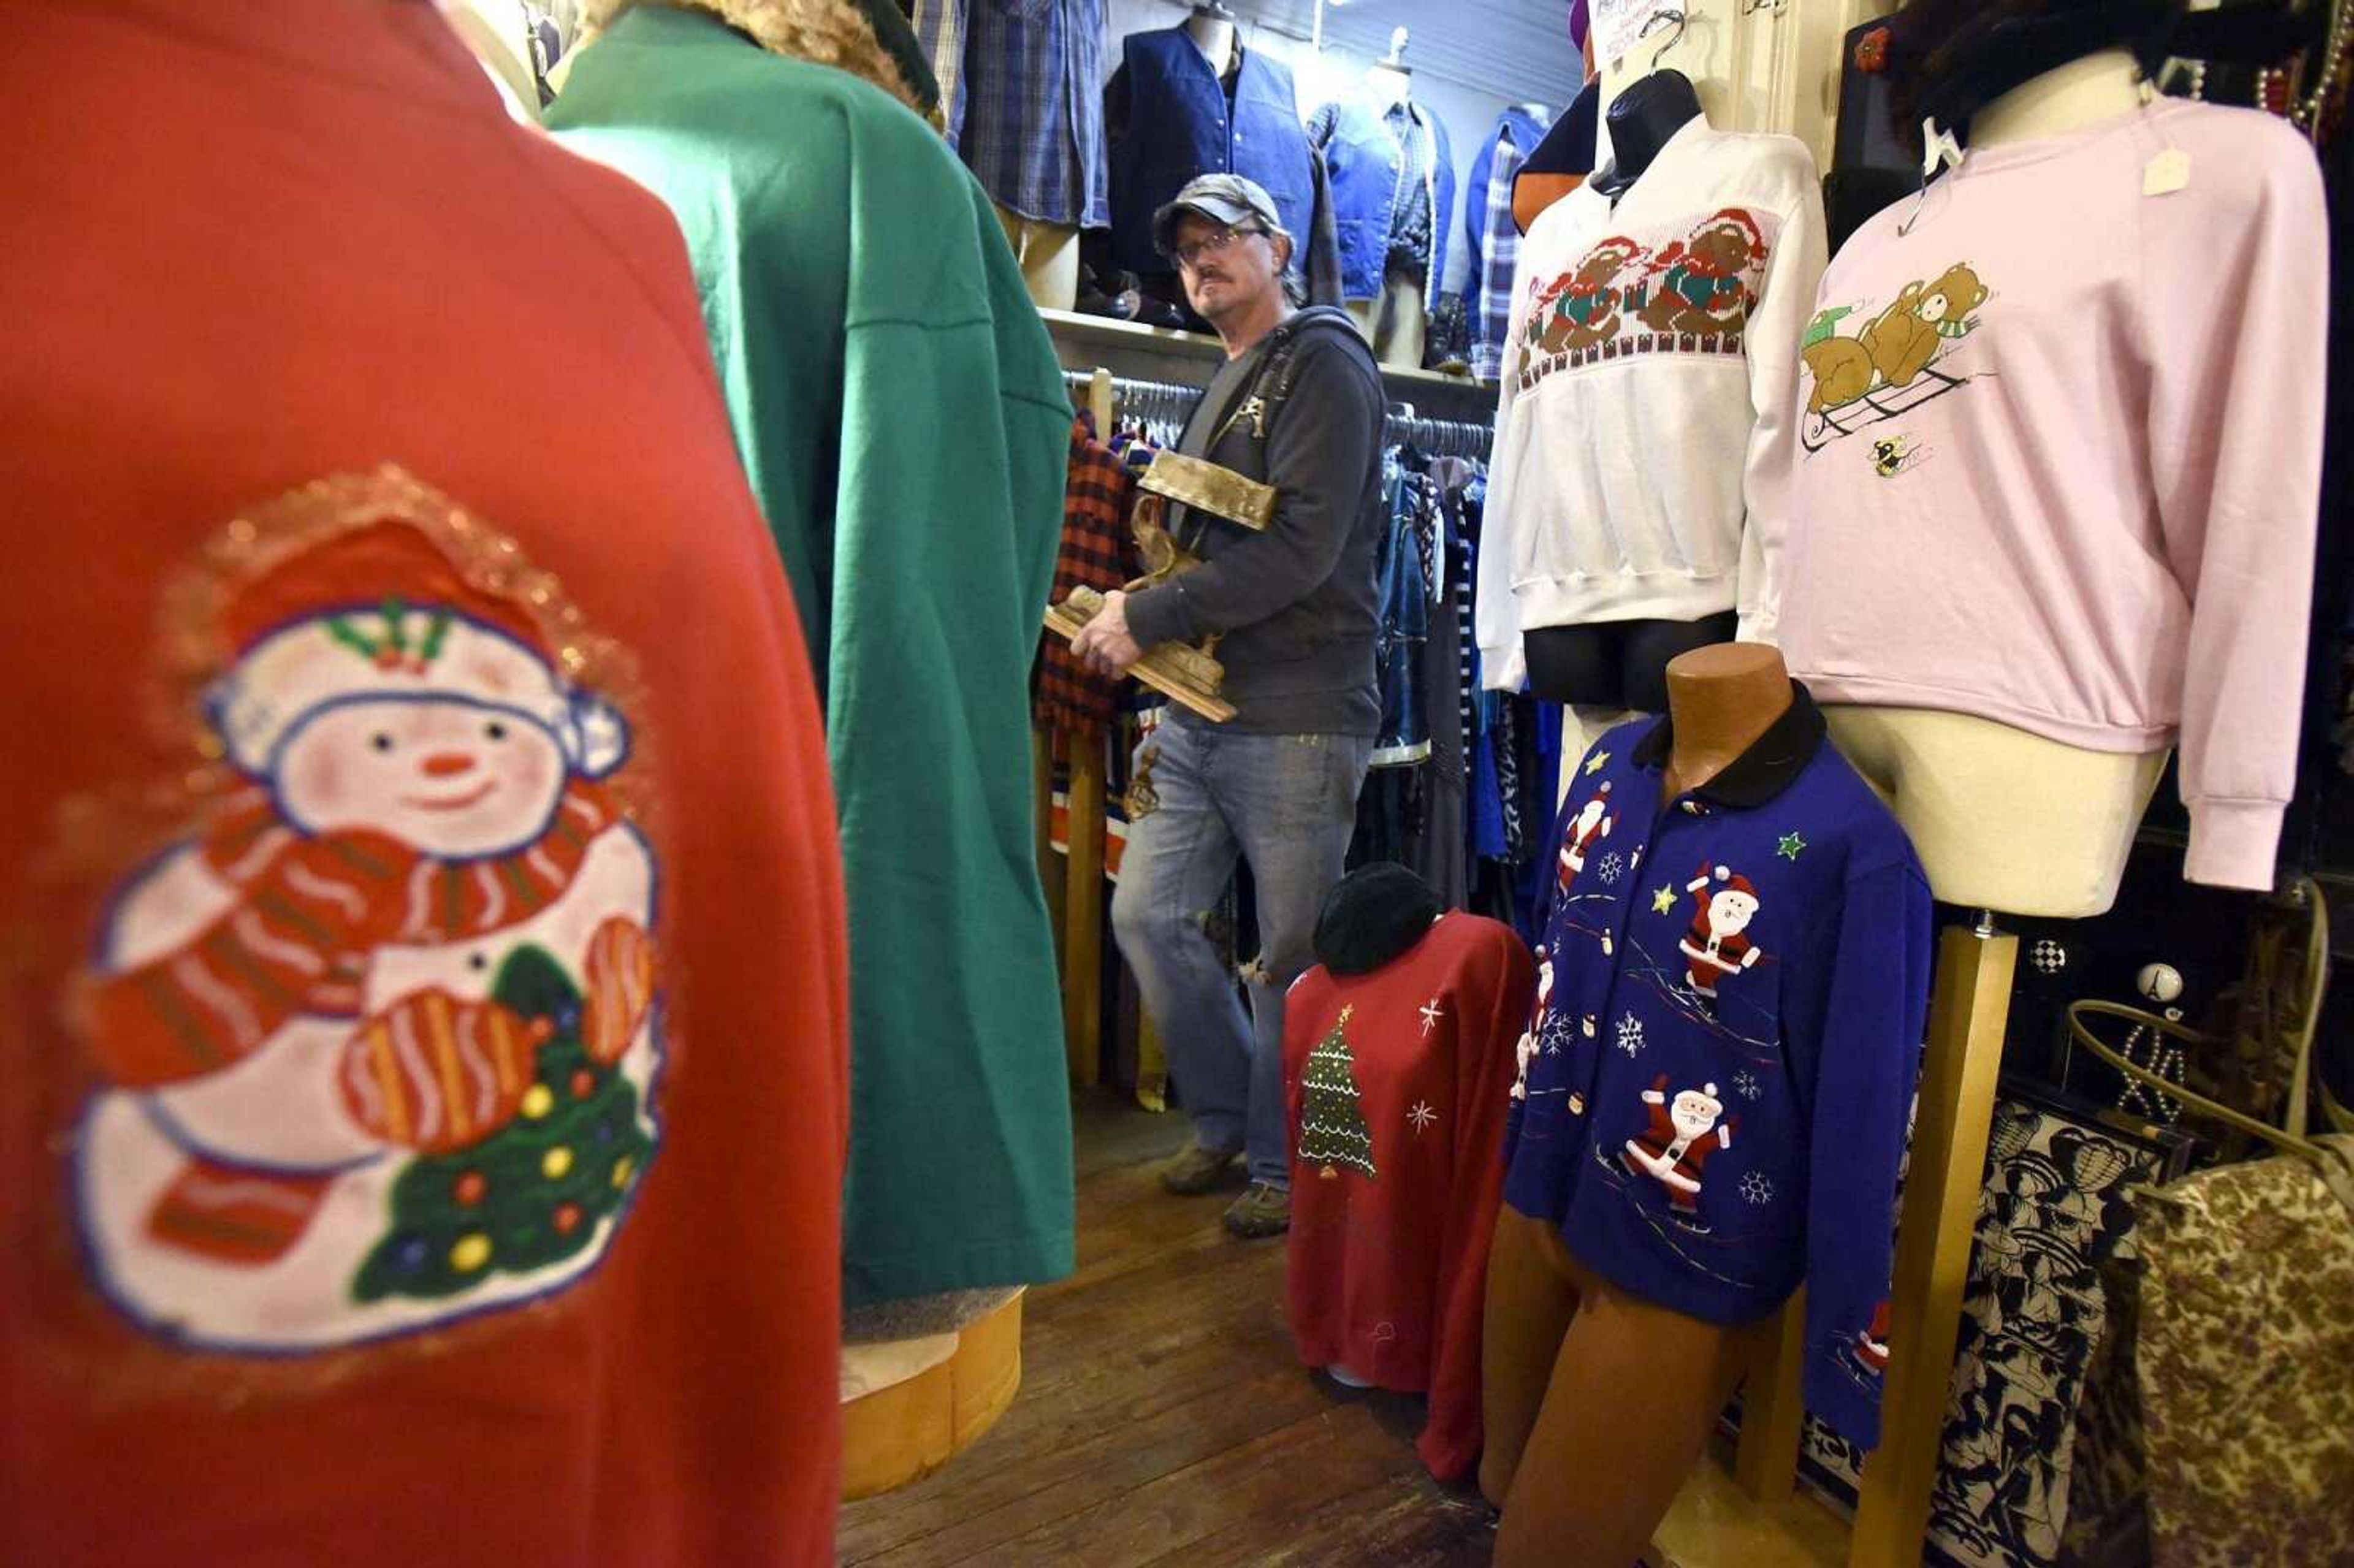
[88,783,621,1091]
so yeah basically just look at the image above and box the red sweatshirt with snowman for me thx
[2,6,849,1564]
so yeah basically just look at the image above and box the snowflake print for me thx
[1595,850,1625,886]
[1615,1014,1645,1057]
[1740,1170,1775,1206]
[1407,1100,1439,1135]
[1733,1070,1761,1102]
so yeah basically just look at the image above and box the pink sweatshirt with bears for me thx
[1743,100,2327,891]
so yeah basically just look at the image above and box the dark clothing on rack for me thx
[1409,458,1476,908]
[1124,308,1384,737]
[1371,465,1434,766]
[1035,416,1137,735]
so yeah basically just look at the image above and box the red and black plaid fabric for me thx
[1035,416,1138,736]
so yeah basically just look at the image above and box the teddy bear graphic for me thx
[1802,262,1990,416]
[72,479,661,1352]
[1620,1075,1737,1219]
[1530,235,1651,357]
[1678,863,1766,1013]
[1636,208,1769,338]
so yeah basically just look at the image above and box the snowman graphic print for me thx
[72,471,661,1352]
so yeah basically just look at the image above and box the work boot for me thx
[1222,1181,1290,1239]
[1160,1140,1242,1195]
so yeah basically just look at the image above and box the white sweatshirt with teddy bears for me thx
[1477,117,1824,692]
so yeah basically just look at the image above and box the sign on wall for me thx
[1588,0,1683,68]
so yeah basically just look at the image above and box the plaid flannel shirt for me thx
[953,0,1109,229]
[910,0,969,143]
[1472,127,1531,382]
[1035,418,1136,735]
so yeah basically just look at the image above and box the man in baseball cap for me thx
[1151,173,1286,261]
[1146,173,1295,342]
[1079,168,1386,1244]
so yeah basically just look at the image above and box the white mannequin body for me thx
[1822,48,2165,920]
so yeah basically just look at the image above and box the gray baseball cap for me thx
[1151,174,1285,259]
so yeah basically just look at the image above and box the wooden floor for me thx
[837,1090,1499,1567]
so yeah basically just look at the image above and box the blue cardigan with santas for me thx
[1501,685,1932,1450]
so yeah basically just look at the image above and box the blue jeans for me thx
[1110,721,1374,1189]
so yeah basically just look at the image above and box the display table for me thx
[839,1291,1026,1500]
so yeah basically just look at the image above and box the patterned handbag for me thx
[2133,1138,2354,1567]
[2066,880,2354,1567]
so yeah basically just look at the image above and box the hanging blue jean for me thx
[1369,470,1433,767]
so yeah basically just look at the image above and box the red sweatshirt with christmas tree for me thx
[1283,911,1536,1481]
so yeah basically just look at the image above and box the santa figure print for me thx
[1510,947,1555,1103]
[71,471,661,1352]
[1620,1075,1737,1222]
[1849,1298,1893,1379]
[1679,863,1766,1011]
[1558,783,1615,895]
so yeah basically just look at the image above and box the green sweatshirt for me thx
[549,6,1073,1307]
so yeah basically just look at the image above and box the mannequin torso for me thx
[1816,45,2169,918]
[1969,47,2142,144]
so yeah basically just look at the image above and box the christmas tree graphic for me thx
[352,944,655,1303]
[1298,1005,1377,1181]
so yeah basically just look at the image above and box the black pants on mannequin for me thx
[1525,614,1739,711]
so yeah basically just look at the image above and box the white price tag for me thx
[1920,120,1964,181]
[1592,0,1680,68]
[2142,148,2192,197]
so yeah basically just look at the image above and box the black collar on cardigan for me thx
[1630,680,1828,809]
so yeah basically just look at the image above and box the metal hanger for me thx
[1640,7,1688,71]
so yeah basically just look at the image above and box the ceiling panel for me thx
[1234,0,1586,107]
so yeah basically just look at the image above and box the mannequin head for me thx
[1885,0,2181,140]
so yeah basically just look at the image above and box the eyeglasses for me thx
[1172,224,1265,270]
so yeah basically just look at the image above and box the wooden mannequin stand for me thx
[1848,914,2014,1562]
[840,1292,1027,1500]
[1652,921,2017,1568]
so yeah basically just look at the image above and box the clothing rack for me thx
[1385,402,1493,462]
[1057,371,1496,461]
[1061,368,1202,446]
